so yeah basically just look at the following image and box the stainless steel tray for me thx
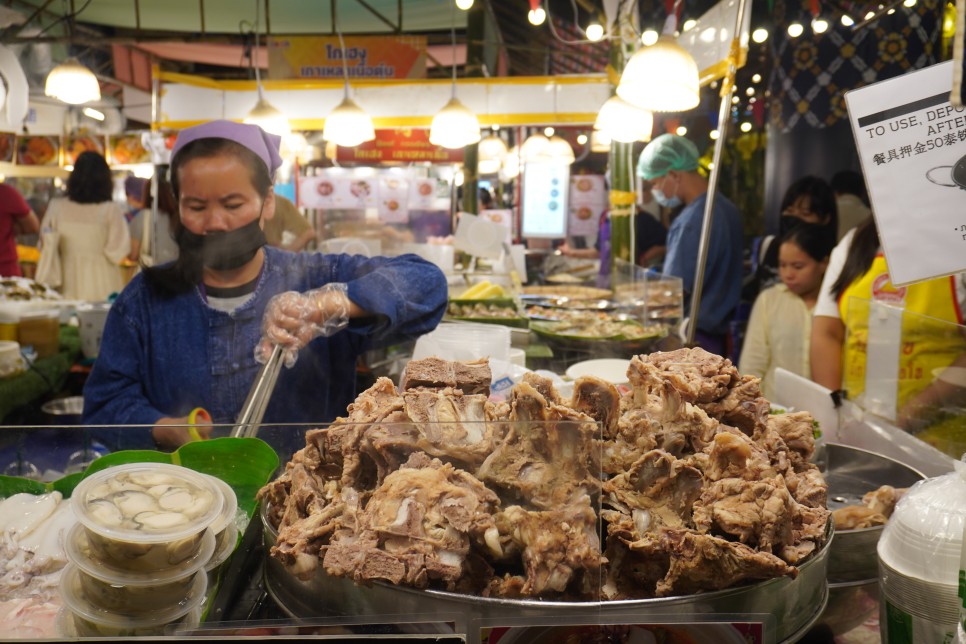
[261,504,832,644]
[824,442,925,583]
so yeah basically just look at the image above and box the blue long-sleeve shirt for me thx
[663,193,743,335]
[82,247,446,452]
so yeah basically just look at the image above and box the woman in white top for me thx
[739,223,835,398]
[44,152,130,301]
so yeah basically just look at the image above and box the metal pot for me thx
[40,395,85,425]
[823,443,926,584]
[261,504,831,644]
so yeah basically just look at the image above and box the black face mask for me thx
[180,217,266,271]
[779,214,804,236]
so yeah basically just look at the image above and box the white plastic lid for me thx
[59,564,206,626]
[71,463,223,543]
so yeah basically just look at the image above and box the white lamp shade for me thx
[323,96,375,147]
[594,95,654,143]
[429,97,481,149]
[546,135,575,164]
[591,129,612,152]
[45,58,100,105]
[616,35,700,112]
[499,145,521,180]
[478,134,508,174]
[243,97,291,137]
[520,133,550,161]
[522,133,573,165]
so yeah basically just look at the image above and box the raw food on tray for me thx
[260,349,829,601]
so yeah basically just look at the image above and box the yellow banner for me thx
[268,36,427,80]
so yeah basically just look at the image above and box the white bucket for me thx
[76,302,111,359]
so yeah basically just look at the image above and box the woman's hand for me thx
[256,283,352,367]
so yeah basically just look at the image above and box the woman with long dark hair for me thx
[42,151,130,300]
[811,215,966,430]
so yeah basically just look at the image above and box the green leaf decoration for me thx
[0,438,279,520]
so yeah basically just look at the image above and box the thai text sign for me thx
[268,36,426,80]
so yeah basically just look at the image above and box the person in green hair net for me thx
[637,133,744,356]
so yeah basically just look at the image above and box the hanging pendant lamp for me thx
[430,8,481,149]
[45,58,100,105]
[616,14,700,112]
[594,95,654,142]
[242,0,290,136]
[323,2,375,147]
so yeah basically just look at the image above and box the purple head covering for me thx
[170,120,283,177]
[124,175,147,200]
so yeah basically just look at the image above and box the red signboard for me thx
[336,129,464,164]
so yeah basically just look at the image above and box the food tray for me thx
[262,504,832,644]
[521,285,612,300]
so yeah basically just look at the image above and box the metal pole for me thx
[685,0,750,346]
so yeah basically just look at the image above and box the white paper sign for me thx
[569,174,606,237]
[845,60,966,286]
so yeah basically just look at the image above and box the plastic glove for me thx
[255,283,351,368]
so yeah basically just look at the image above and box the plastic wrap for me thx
[878,460,966,642]
[256,283,350,368]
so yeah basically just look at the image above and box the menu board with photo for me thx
[109,134,151,165]
[409,178,439,209]
[377,175,410,223]
[17,136,59,166]
[568,174,607,237]
[0,133,13,163]
[65,134,105,165]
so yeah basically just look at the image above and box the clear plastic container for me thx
[204,522,238,573]
[71,463,223,572]
[203,474,239,557]
[59,564,205,635]
[65,523,215,586]
[66,562,207,613]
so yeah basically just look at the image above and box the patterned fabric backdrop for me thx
[769,0,941,132]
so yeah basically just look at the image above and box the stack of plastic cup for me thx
[59,463,225,636]
[877,467,966,643]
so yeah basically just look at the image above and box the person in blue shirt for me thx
[82,120,447,454]
[636,134,743,356]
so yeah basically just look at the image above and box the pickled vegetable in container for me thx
[878,459,966,643]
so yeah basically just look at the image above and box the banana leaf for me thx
[0,437,279,520]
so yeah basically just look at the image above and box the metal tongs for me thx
[231,344,285,438]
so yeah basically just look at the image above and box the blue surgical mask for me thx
[652,176,682,209]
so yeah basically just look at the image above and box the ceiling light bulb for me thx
[903,0,917,6]
[430,97,481,149]
[45,58,101,105]
[709,129,719,140]
[732,96,740,104]
[740,122,752,132]
[544,126,554,137]
[682,19,697,31]
[675,126,687,136]
[323,96,375,147]
[752,73,762,83]
[617,35,700,112]
[787,22,804,37]
[594,95,654,142]
[746,87,755,96]
[82,107,105,121]
[812,18,829,33]
[751,27,769,43]
[528,7,546,25]
[244,97,291,137]
[841,14,855,26]
[887,8,895,14]
[455,0,474,9]
[586,22,604,41]
[576,133,588,145]
[641,29,659,46]
[865,11,876,19]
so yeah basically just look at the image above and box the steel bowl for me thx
[823,443,926,584]
[262,504,831,644]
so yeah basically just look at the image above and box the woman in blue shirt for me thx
[82,120,447,453]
